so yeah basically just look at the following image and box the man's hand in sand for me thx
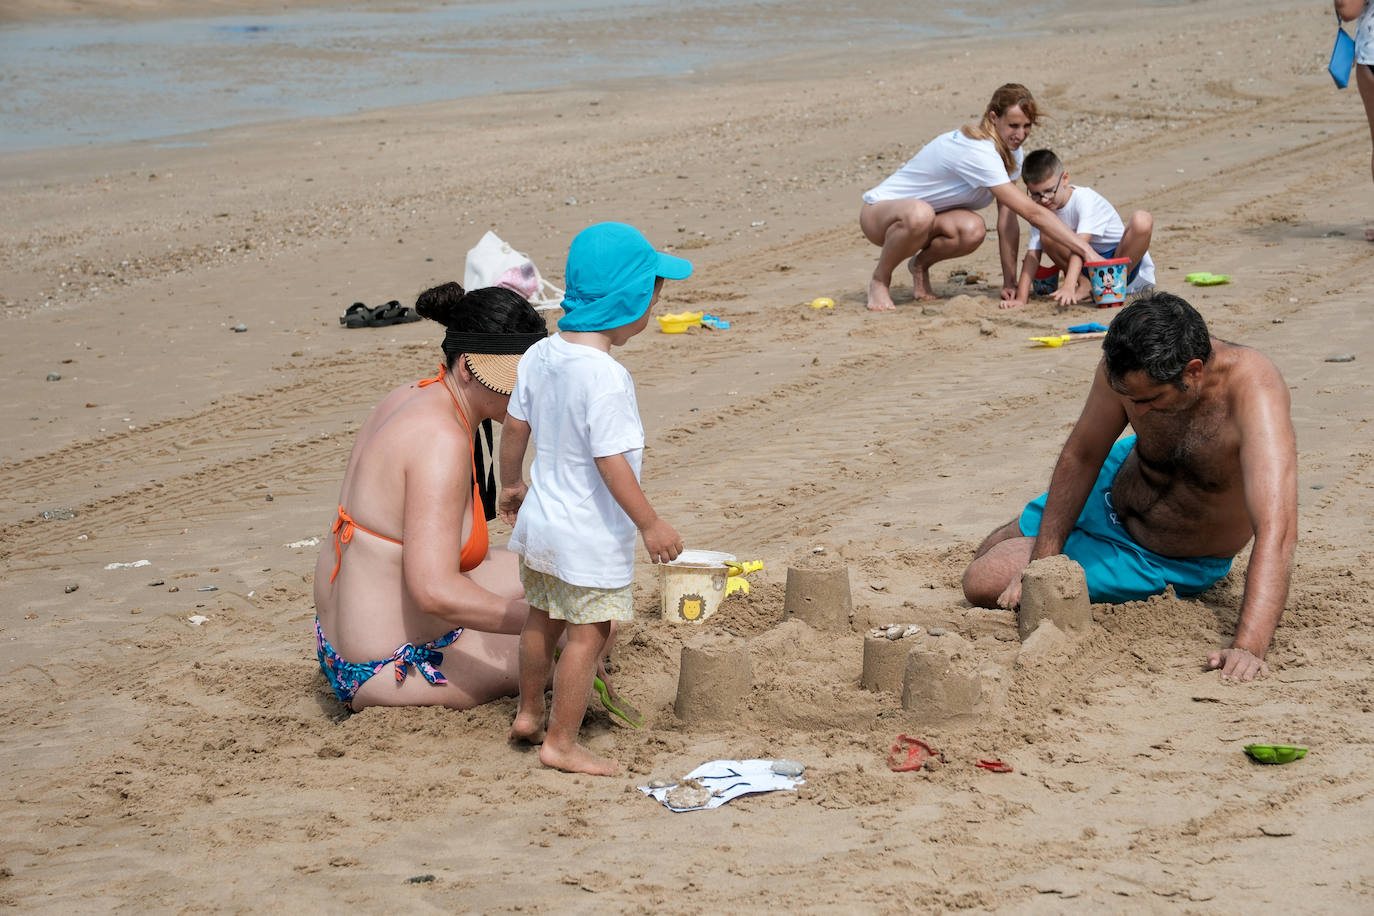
[1207,646,1269,682]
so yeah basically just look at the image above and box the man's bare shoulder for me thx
[1211,338,1293,439]
[1212,338,1287,390]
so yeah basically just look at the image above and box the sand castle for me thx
[671,556,1093,725]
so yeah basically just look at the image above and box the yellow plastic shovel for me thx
[1028,331,1107,347]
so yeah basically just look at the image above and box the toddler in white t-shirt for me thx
[501,222,690,777]
[1005,148,1155,309]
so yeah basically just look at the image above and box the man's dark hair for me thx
[1102,291,1212,387]
[1022,148,1062,185]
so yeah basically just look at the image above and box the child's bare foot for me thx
[539,741,620,776]
[907,255,938,301]
[509,709,546,744]
[866,277,896,312]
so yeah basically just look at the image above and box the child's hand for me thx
[1050,285,1083,307]
[641,519,683,564]
[498,483,527,525]
[999,297,1026,310]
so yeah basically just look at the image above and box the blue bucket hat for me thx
[558,222,693,332]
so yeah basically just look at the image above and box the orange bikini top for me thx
[329,365,488,582]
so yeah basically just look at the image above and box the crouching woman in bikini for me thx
[313,281,548,711]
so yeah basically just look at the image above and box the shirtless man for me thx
[961,292,1297,682]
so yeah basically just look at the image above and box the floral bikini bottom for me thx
[314,616,463,707]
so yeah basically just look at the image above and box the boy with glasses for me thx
[1003,149,1155,308]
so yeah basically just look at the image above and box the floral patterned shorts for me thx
[518,560,634,624]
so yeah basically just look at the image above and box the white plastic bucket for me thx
[661,550,738,623]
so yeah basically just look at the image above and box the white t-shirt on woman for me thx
[862,129,1023,213]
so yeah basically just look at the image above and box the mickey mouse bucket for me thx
[1085,257,1129,307]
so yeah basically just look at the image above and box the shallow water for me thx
[0,0,1163,153]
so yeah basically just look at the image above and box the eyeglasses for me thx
[1027,174,1064,203]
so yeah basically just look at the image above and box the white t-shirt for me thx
[1027,184,1156,291]
[862,129,1023,212]
[1356,1,1374,65]
[506,334,644,589]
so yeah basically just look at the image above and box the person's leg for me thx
[510,607,564,742]
[962,521,1034,608]
[350,629,526,711]
[1037,236,1094,301]
[1037,234,1075,271]
[971,518,1024,559]
[859,199,936,311]
[540,620,619,776]
[601,621,621,671]
[1357,63,1374,240]
[1115,211,1153,271]
[597,621,623,693]
[908,209,988,299]
[356,548,543,711]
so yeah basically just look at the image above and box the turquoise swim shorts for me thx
[1019,436,1234,604]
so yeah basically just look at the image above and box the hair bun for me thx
[414,281,467,326]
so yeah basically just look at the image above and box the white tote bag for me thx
[463,231,564,311]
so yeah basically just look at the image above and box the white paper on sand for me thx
[639,759,804,812]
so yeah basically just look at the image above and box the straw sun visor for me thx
[444,328,547,396]
[464,352,521,396]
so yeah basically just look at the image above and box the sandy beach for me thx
[3,0,1373,910]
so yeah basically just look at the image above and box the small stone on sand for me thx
[665,778,714,808]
